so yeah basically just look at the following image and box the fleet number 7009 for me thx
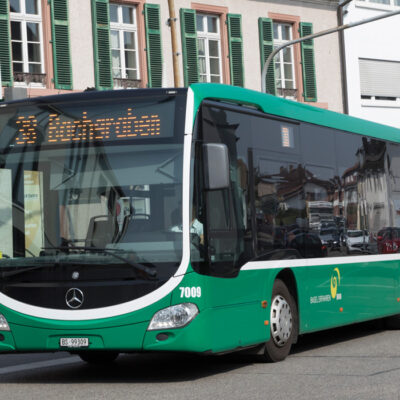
[179,287,201,298]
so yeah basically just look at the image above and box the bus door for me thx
[191,102,266,351]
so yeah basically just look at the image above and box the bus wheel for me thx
[78,351,119,365]
[263,279,298,362]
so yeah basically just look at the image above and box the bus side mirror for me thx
[203,143,230,190]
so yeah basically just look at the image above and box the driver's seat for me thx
[85,215,118,248]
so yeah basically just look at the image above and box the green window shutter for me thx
[91,0,112,90]
[0,0,12,86]
[180,8,199,87]
[50,0,72,89]
[299,22,317,102]
[258,18,275,95]
[144,4,162,88]
[227,14,244,87]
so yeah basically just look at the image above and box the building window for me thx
[196,14,223,83]
[357,0,400,7]
[273,22,296,99]
[10,0,45,85]
[109,3,140,85]
[359,58,400,104]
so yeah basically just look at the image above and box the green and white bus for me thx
[1,83,400,363]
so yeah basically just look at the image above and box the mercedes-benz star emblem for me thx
[65,288,84,309]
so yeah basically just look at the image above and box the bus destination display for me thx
[13,107,162,146]
[6,97,179,148]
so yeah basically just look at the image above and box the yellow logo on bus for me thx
[330,267,341,299]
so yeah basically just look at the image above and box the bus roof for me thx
[189,83,400,143]
[0,88,187,107]
[2,84,399,143]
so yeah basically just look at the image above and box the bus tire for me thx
[263,279,298,362]
[78,351,119,365]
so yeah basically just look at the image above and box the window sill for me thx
[361,98,400,108]
[113,78,141,89]
[277,88,298,100]
[13,72,47,87]
[14,82,46,89]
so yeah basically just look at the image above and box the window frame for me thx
[267,12,327,108]
[273,22,297,99]
[356,0,400,10]
[106,0,147,89]
[268,13,302,103]
[109,2,141,84]
[191,3,230,85]
[359,58,400,108]
[10,0,45,87]
[196,13,223,83]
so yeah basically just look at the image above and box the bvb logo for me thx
[330,267,341,299]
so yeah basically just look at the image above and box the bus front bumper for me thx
[0,309,210,354]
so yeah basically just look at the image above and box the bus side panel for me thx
[290,266,310,335]
[301,259,400,333]
[168,270,271,353]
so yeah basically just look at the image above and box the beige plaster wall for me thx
[172,0,343,112]
[33,0,343,112]
[69,0,95,90]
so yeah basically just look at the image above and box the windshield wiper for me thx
[1,247,157,280]
[41,246,157,279]
[0,258,61,279]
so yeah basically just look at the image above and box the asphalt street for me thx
[0,320,399,399]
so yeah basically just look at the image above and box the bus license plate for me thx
[60,338,89,348]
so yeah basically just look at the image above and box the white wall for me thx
[343,1,400,127]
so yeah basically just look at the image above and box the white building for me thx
[341,0,400,127]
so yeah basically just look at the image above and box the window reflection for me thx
[194,100,400,275]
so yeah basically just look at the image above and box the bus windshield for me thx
[0,92,186,276]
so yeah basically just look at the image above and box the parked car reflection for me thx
[345,230,369,254]
[319,228,340,251]
[377,227,400,254]
[289,233,327,258]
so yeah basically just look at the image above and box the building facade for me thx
[0,0,343,112]
[341,0,400,127]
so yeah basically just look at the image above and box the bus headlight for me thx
[148,303,199,331]
[0,314,10,331]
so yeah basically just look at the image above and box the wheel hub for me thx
[270,294,292,347]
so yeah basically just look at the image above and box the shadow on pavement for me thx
[291,319,386,355]
[0,319,389,383]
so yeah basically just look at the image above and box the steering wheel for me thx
[190,233,209,259]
